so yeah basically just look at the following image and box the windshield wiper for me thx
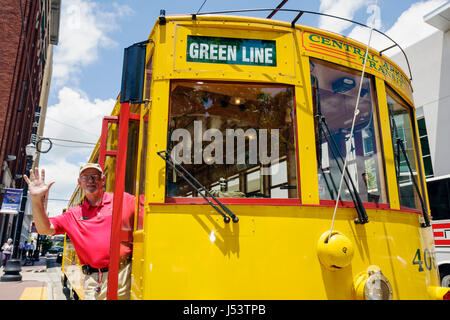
[157,150,239,223]
[313,76,369,224]
[389,111,430,228]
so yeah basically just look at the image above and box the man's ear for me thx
[77,177,81,186]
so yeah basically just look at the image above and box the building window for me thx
[417,117,433,178]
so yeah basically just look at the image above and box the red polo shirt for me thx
[49,192,135,269]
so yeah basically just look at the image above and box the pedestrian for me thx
[19,241,24,259]
[28,241,35,259]
[1,238,14,267]
[22,240,28,259]
[24,164,135,300]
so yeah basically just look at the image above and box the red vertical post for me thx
[107,102,130,300]
[99,116,119,171]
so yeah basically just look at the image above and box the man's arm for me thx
[24,168,56,235]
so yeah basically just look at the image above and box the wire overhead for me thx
[328,0,379,240]
[196,0,208,14]
[46,116,99,137]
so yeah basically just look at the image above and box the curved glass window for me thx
[166,81,298,199]
[310,59,387,204]
[386,87,422,210]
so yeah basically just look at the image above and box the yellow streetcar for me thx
[60,7,449,300]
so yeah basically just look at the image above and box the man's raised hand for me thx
[23,168,55,199]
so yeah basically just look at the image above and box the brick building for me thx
[0,0,60,244]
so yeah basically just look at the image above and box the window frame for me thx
[310,58,390,210]
[385,85,426,214]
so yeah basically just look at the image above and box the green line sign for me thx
[187,35,276,67]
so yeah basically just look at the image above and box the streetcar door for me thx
[100,105,140,300]
[106,40,149,300]
[96,108,140,300]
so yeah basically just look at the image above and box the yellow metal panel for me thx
[130,230,145,300]
[141,204,438,299]
[62,238,84,300]
[145,80,169,205]
[295,52,319,205]
[145,24,171,204]
[375,77,400,210]
[139,25,172,298]
[170,22,296,84]
[151,22,176,83]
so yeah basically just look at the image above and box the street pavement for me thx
[0,254,69,300]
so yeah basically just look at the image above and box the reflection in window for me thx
[166,81,298,199]
[310,59,387,204]
[387,89,421,210]
[417,117,433,178]
[125,120,140,195]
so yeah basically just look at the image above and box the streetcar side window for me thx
[136,108,149,230]
[310,59,387,204]
[166,81,298,199]
[386,88,422,210]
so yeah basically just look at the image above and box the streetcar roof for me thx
[152,8,412,85]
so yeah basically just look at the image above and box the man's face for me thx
[78,168,105,195]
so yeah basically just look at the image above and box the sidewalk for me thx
[0,255,69,300]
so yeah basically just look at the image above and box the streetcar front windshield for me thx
[310,59,387,204]
[166,81,298,199]
[386,88,422,210]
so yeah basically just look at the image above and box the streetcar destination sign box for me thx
[187,35,276,66]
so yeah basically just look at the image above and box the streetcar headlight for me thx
[364,271,393,300]
[354,266,393,300]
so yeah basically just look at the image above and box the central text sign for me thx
[187,36,276,67]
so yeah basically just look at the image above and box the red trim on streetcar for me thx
[129,113,140,120]
[165,197,300,205]
[444,290,450,300]
[398,206,422,214]
[319,199,390,210]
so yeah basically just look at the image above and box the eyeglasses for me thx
[80,174,102,182]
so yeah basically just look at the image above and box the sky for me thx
[40,0,448,217]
